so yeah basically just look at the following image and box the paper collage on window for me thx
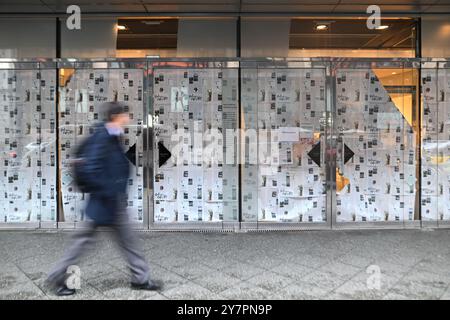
[421,67,450,221]
[335,69,417,222]
[241,68,327,223]
[153,68,239,223]
[0,69,57,222]
[59,68,145,223]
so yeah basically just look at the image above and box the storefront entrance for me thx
[0,58,449,230]
[148,59,425,230]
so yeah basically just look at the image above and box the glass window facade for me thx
[1,58,450,230]
[0,5,448,230]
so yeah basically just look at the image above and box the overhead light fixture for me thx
[117,25,127,31]
[141,20,162,25]
[314,21,334,31]
[392,72,397,75]
[376,25,389,30]
[315,24,329,31]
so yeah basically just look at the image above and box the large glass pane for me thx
[152,65,239,223]
[241,66,327,224]
[58,66,145,224]
[0,65,57,223]
[421,63,450,224]
[335,64,419,223]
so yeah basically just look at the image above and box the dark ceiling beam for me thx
[2,6,450,17]
[1,12,448,18]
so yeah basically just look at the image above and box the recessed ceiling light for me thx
[117,25,127,31]
[376,25,389,30]
[142,20,162,25]
[392,72,397,75]
[316,24,329,31]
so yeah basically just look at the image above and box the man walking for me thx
[47,102,162,296]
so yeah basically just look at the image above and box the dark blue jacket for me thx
[84,123,130,225]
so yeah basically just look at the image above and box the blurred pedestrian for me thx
[47,102,162,296]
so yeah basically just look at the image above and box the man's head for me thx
[104,102,130,128]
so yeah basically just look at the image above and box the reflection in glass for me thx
[421,67,450,221]
[59,68,145,223]
[241,68,327,223]
[335,68,418,222]
[0,68,57,222]
[153,68,239,223]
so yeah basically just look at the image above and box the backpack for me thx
[72,130,101,193]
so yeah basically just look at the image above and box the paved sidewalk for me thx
[1,229,450,300]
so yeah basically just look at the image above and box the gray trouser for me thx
[47,211,150,286]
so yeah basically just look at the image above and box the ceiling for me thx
[117,18,178,49]
[1,0,450,15]
[116,17,416,50]
[289,18,416,49]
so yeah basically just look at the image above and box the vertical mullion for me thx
[237,17,243,227]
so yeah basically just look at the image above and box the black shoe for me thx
[131,280,163,291]
[56,285,76,296]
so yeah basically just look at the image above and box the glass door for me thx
[241,61,330,230]
[150,61,239,229]
[332,60,420,227]
[58,61,147,228]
